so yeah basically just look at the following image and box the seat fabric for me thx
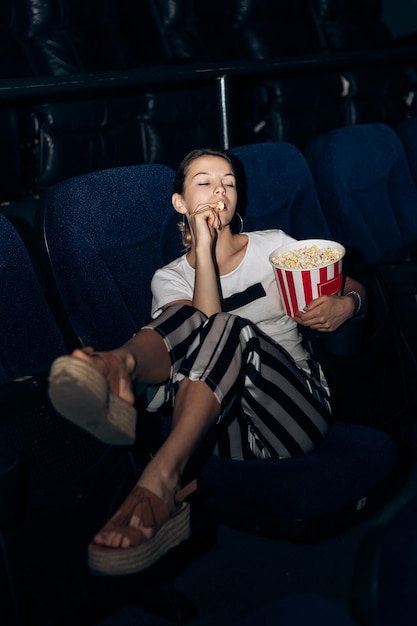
[40,163,176,350]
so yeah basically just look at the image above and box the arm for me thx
[163,204,222,317]
[192,205,222,315]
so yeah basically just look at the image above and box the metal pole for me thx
[217,74,232,150]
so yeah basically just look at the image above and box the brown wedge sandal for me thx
[88,480,197,576]
[48,347,137,445]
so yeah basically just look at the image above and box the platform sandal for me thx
[88,480,197,576]
[48,347,136,445]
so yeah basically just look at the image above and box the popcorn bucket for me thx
[269,239,345,317]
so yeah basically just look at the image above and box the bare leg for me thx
[67,311,221,552]
[92,378,220,548]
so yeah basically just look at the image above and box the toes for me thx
[93,530,131,549]
[72,348,94,364]
[91,486,172,551]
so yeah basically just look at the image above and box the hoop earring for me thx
[235,212,244,234]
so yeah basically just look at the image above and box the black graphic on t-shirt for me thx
[221,283,266,311]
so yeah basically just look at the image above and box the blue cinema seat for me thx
[305,122,417,266]
[37,163,177,351]
[306,123,417,413]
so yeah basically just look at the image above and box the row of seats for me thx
[1,126,416,623]
[1,0,416,208]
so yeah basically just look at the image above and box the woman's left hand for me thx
[294,294,356,332]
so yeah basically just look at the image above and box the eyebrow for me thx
[191,171,236,179]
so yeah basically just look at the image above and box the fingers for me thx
[191,204,221,229]
[295,308,332,331]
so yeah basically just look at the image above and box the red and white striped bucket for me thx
[269,239,345,317]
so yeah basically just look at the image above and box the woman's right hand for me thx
[188,203,222,248]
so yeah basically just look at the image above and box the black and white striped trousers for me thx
[143,304,333,461]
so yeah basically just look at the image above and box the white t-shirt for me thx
[151,229,310,364]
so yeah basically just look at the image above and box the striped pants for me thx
[143,304,333,461]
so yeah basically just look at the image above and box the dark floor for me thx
[92,453,417,626]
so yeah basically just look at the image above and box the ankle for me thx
[138,466,181,509]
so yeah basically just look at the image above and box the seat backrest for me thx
[311,0,392,51]
[23,0,163,74]
[310,1,413,128]
[38,163,176,351]
[306,122,417,264]
[227,141,333,238]
[0,212,66,384]
[151,0,323,61]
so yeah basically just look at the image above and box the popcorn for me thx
[214,200,226,212]
[270,244,342,270]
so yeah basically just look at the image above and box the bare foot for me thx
[92,481,177,549]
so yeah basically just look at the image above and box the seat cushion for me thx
[196,422,404,541]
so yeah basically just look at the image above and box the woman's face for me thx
[175,155,237,217]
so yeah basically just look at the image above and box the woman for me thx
[49,148,366,576]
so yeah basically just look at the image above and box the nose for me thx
[215,183,226,195]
